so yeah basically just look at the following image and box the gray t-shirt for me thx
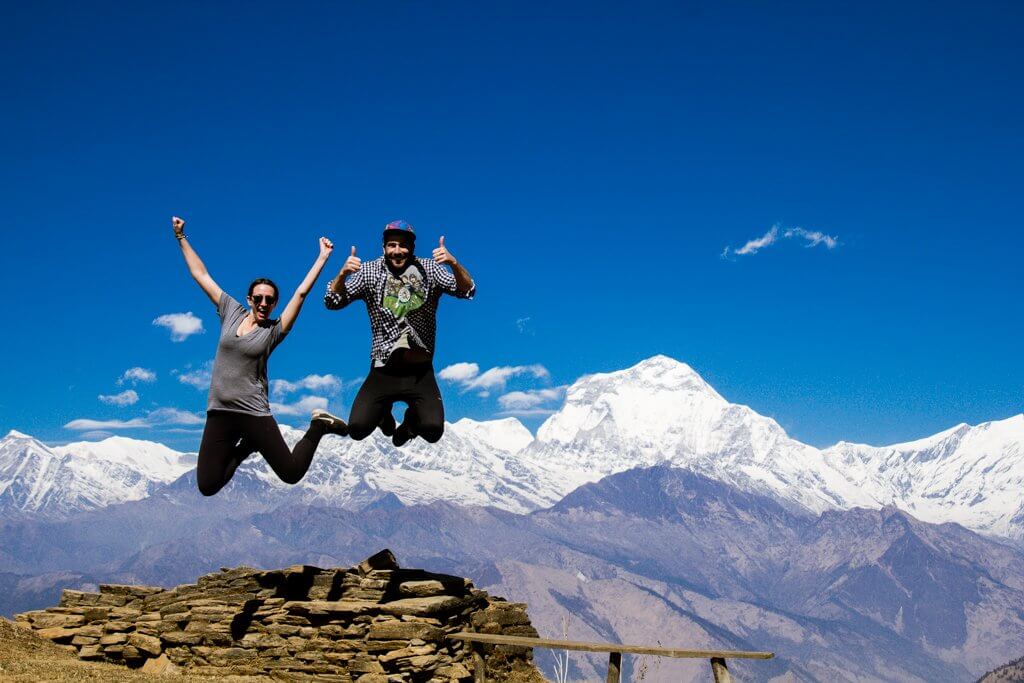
[207,292,288,415]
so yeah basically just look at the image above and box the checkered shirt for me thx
[324,256,475,363]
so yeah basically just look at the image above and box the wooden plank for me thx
[711,657,732,683]
[606,651,622,683]
[447,632,774,660]
[473,642,486,683]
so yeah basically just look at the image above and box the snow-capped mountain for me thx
[4,355,1023,539]
[239,417,559,514]
[822,414,1024,538]
[523,356,1024,535]
[0,431,194,518]
[522,355,881,513]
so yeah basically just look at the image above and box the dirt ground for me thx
[0,618,206,682]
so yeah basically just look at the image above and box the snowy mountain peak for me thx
[599,355,722,397]
[0,432,195,519]
[4,429,32,440]
[535,355,725,447]
[54,437,195,479]
[450,417,533,453]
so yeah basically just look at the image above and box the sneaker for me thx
[392,422,415,448]
[378,412,397,437]
[311,409,349,436]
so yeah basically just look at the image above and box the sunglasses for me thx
[250,295,277,305]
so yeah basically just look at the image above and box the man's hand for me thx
[319,237,334,260]
[172,216,186,238]
[340,246,362,277]
[433,236,457,266]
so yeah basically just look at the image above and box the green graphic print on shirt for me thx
[382,266,426,319]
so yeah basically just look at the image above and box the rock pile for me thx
[14,550,539,681]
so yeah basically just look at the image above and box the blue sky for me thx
[1,1,1021,450]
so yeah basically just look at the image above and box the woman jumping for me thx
[172,216,347,496]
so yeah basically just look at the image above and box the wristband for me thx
[175,233,186,241]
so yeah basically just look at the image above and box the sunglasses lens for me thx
[252,295,276,305]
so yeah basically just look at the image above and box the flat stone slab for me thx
[379,596,469,617]
[284,600,380,616]
[398,580,446,598]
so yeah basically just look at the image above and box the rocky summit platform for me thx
[13,550,543,682]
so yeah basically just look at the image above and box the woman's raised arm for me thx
[279,237,334,333]
[173,216,223,306]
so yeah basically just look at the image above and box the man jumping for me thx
[318,220,475,447]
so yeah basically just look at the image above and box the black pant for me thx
[196,411,326,496]
[348,360,445,442]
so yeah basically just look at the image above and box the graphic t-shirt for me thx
[382,262,427,318]
[207,292,288,415]
[382,263,429,364]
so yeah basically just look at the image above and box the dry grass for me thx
[0,618,211,682]
[486,652,550,683]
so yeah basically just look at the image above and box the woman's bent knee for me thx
[279,471,304,485]
[197,479,223,497]
[347,422,375,440]
[419,424,444,443]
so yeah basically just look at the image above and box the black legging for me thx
[196,411,327,496]
[348,360,444,442]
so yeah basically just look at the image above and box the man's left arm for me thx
[432,235,475,298]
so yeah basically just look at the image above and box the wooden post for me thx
[606,651,622,683]
[710,657,732,683]
[473,642,486,683]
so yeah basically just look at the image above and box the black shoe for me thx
[392,422,415,448]
[378,412,397,437]
[311,409,349,436]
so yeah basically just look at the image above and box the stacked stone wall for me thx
[14,550,538,682]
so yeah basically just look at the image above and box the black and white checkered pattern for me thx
[324,256,475,363]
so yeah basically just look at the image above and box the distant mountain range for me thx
[3,355,1023,681]
[3,355,1023,538]
[2,465,1023,681]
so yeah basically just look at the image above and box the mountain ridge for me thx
[4,355,1023,539]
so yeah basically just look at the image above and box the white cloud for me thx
[98,390,139,406]
[722,223,839,258]
[784,227,838,249]
[471,365,549,391]
[440,362,551,397]
[498,386,566,411]
[734,225,779,256]
[65,417,148,430]
[153,312,204,342]
[80,430,116,440]
[463,365,549,393]
[438,362,480,383]
[271,374,343,397]
[64,406,204,431]
[270,395,330,417]
[148,407,205,426]
[117,367,156,385]
[177,362,213,390]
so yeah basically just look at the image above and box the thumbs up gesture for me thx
[341,245,362,276]
[432,235,457,266]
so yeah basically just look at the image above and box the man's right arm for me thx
[324,245,364,310]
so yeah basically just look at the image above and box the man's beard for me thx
[386,252,413,272]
